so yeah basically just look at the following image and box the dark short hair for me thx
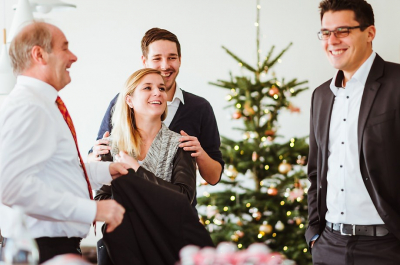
[141,28,181,58]
[319,0,374,28]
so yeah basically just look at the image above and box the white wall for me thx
[1,0,400,246]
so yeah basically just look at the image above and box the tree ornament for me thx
[235,230,245,238]
[288,188,304,202]
[295,217,302,226]
[296,155,307,165]
[275,221,285,231]
[294,181,301,188]
[236,220,243,226]
[268,85,279,97]
[225,165,238,180]
[288,103,300,113]
[252,211,262,221]
[259,221,273,234]
[252,151,258,162]
[243,131,251,140]
[264,130,275,137]
[278,160,292,174]
[231,234,239,242]
[267,187,278,196]
[232,111,242,119]
[206,205,218,219]
[243,102,255,116]
[214,214,225,225]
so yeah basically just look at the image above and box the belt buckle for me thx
[340,223,355,236]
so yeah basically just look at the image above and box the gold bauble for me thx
[243,102,255,116]
[231,234,239,242]
[259,221,273,234]
[225,165,238,180]
[278,160,292,174]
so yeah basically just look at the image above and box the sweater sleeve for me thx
[135,148,197,204]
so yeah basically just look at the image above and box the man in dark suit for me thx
[306,0,400,264]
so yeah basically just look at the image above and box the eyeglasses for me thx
[317,25,369,40]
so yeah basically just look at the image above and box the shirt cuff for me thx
[310,234,319,246]
[70,197,97,224]
[86,162,112,190]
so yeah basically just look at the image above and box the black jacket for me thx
[95,148,196,204]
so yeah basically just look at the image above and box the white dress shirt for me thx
[326,52,384,225]
[163,84,185,127]
[0,76,113,238]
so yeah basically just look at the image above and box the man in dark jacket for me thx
[306,0,400,264]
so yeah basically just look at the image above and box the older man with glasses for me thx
[306,0,400,264]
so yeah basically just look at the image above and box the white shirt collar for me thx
[329,51,376,96]
[17,75,59,103]
[168,83,184,105]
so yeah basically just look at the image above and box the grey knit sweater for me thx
[111,123,181,182]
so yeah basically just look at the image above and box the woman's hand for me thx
[117,151,140,171]
[87,131,111,162]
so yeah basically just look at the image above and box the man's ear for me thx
[141,55,147,67]
[31,46,48,65]
[366,25,376,43]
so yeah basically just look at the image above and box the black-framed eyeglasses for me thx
[317,25,369,40]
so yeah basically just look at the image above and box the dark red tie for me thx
[55,96,93,200]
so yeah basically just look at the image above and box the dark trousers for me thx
[312,227,400,265]
[36,237,82,264]
[1,237,82,264]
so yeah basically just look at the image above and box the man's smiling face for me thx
[142,40,181,92]
[321,10,375,78]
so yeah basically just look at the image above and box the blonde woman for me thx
[96,68,213,265]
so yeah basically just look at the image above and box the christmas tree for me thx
[197,1,312,264]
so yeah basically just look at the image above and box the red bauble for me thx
[232,111,242,119]
[268,86,279,96]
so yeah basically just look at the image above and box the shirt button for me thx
[341,212,344,215]
[341,142,344,144]
[365,178,369,180]
[340,165,343,168]
[320,186,322,189]
[343,119,346,121]
[346,96,349,99]
[341,189,344,191]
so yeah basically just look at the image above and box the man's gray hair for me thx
[9,21,53,75]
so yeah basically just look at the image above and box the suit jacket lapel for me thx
[357,55,384,155]
[319,88,335,181]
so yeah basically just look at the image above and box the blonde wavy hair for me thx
[111,68,167,158]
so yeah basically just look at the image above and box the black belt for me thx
[326,221,389,236]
